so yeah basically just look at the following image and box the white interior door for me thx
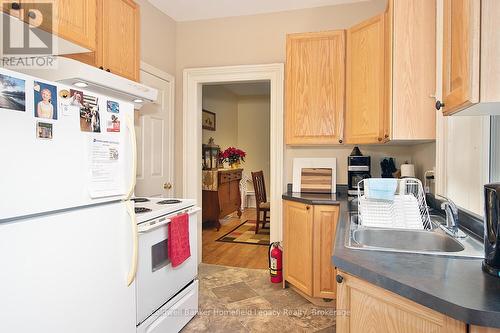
[135,67,174,197]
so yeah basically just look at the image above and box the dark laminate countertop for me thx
[282,192,344,205]
[282,192,500,328]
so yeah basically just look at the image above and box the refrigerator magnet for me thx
[36,121,53,140]
[79,94,101,133]
[0,73,26,113]
[107,100,119,113]
[34,81,58,120]
[106,114,120,132]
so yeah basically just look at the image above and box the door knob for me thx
[163,182,172,190]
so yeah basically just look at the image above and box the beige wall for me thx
[237,95,271,190]
[136,0,176,74]
[173,0,389,195]
[202,86,238,149]
[135,0,438,196]
[286,144,435,185]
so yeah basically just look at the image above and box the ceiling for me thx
[148,0,367,22]
[215,82,271,97]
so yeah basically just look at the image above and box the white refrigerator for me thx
[0,67,138,333]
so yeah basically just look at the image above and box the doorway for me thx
[135,63,175,197]
[201,82,271,268]
[183,64,284,266]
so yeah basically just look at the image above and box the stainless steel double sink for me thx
[345,214,484,258]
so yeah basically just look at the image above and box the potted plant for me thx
[219,147,246,169]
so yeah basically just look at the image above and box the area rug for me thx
[216,220,270,245]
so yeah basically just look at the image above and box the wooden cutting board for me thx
[300,168,332,193]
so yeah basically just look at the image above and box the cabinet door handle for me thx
[384,134,389,139]
[378,137,383,142]
[336,274,344,283]
[435,100,445,110]
[339,139,343,144]
[99,66,104,70]
[106,69,111,73]
[11,2,20,10]
[306,205,310,210]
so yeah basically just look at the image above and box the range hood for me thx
[16,56,158,108]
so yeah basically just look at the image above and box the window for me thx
[438,115,490,216]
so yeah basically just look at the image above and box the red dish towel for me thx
[168,213,191,268]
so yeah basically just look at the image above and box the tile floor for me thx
[182,263,336,332]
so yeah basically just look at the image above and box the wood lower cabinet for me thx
[283,200,339,299]
[285,31,345,145]
[312,205,338,298]
[336,271,466,333]
[470,327,500,333]
[283,200,314,295]
[2,0,97,51]
[202,169,242,230]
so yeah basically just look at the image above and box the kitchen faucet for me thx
[440,198,467,238]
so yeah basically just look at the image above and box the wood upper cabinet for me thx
[336,271,466,333]
[65,0,140,81]
[101,0,139,81]
[283,200,339,299]
[2,0,97,51]
[345,14,388,144]
[346,0,436,143]
[441,0,480,115]
[285,31,345,145]
[392,0,436,140]
[440,0,500,116]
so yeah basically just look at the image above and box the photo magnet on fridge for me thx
[79,94,101,133]
[34,81,58,120]
[0,73,26,112]
[106,113,120,132]
[58,89,79,116]
[36,121,53,140]
[107,100,119,113]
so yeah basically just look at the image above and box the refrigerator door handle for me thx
[124,114,137,201]
[125,200,138,286]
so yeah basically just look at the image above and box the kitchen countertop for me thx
[282,192,343,205]
[282,192,500,328]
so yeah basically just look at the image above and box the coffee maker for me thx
[348,147,371,196]
[483,183,500,278]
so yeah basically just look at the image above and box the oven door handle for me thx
[125,200,138,286]
[137,207,201,234]
[138,218,171,233]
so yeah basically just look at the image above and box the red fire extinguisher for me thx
[269,242,282,283]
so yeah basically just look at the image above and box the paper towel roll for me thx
[401,164,415,178]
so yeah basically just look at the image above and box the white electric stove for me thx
[131,197,200,333]
[131,197,197,223]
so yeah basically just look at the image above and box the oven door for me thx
[136,207,200,325]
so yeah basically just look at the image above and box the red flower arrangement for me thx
[219,147,246,165]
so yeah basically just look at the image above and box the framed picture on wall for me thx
[202,109,216,131]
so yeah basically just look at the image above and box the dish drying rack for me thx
[357,178,432,230]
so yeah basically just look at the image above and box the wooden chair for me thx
[251,171,270,234]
